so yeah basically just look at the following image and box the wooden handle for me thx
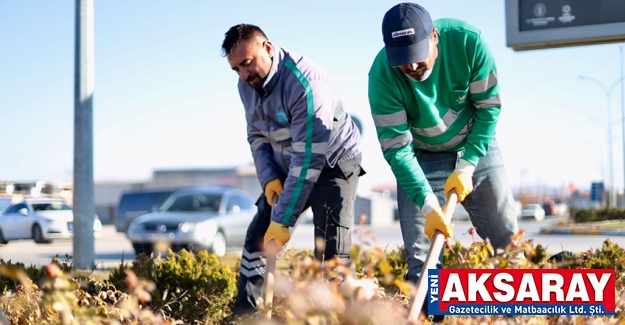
[407,190,458,322]
[263,196,280,319]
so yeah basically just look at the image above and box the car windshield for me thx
[32,202,72,211]
[526,204,541,210]
[160,193,222,212]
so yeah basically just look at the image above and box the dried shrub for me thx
[0,233,624,325]
[0,262,172,325]
[561,239,625,290]
[239,230,625,325]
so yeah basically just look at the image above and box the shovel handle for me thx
[264,240,278,318]
[407,190,458,322]
[263,196,280,319]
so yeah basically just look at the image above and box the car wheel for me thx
[0,228,8,244]
[32,224,52,244]
[132,242,153,256]
[209,231,227,257]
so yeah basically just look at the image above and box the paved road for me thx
[1,216,623,268]
[290,216,625,255]
[0,228,136,268]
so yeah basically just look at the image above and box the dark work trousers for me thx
[232,156,364,316]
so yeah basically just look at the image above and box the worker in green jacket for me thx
[368,2,518,317]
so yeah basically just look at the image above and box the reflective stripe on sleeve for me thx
[373,111,407,127]
[470,71,498,94]
[289,166,321,180]
[380,133,412,151]
[474,95,501,109]
[292,141,328,154]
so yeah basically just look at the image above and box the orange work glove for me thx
[264,221,290,252]
[422,194,453,241]
[444,159,475,203]
[264,179,283,206]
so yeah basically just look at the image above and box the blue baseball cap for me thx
[382,3,434,68]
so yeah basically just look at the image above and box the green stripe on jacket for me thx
[282,60,314,225]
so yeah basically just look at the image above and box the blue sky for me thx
[0,0,624,196]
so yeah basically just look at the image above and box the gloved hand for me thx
[422,194,452,241]
[444,159,475,202]
[264,221,290,253]
[264,179,283,206]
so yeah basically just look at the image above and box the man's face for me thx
[227,37,274,92]
[398,30,438,82]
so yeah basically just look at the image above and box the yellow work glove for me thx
[444,159,475,203]
[264,179,283,206]
[422,194,453,241]
[264,221,290,252]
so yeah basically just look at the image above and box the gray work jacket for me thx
[238,47,361,227]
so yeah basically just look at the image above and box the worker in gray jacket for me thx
[222,24,365,317]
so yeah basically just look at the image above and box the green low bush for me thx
[108,249,238,324]
[571,207,625,223]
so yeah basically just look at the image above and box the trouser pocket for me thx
[336,154,364,179]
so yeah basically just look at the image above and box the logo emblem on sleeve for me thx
[276,110,288,124]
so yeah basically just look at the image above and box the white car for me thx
[520,203,546,221]
[0,197,102,244]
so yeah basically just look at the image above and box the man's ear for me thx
[264,40,274,58]
[432,28,439,44]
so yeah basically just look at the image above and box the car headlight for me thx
[195,221,217,236]
[178,222,194,233]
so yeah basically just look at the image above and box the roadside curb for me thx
[540,228,625,236]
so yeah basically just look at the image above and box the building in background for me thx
[0,180,73,204]
[151,164,261,198]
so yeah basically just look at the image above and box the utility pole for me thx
[73,0,95,270]
[621,44,624,207]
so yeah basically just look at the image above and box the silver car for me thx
[0,197,103,244]
[126,187,257,257]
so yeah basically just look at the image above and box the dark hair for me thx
[221,24,268,57]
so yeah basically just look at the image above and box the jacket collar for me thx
[261,47,284,95]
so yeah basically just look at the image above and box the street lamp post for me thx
[579,75,625,207]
